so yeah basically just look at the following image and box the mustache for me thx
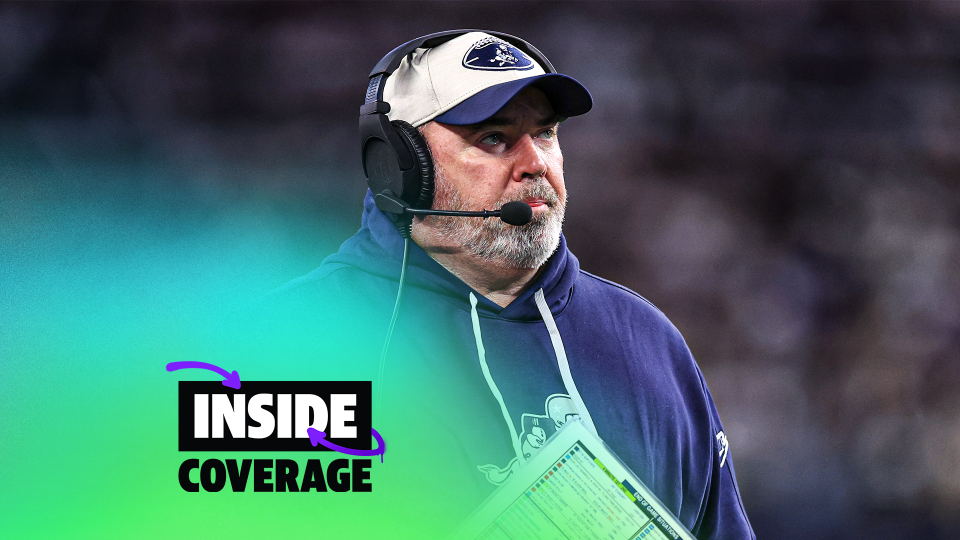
[498,180,562,209]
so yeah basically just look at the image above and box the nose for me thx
[511,134,547,182]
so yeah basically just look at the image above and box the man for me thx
[259,31,754,539]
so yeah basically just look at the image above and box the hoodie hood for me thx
[321,190,580,321]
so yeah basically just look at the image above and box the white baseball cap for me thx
[382,31,592,127]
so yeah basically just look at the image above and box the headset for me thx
[359,29,554,237]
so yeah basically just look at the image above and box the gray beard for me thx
[426,167,566,269]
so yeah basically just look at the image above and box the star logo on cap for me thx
[462,37,535,71]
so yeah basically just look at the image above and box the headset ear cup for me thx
[392,120,434,210]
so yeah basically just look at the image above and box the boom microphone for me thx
[374,192,534,226]
[496,201,535,226]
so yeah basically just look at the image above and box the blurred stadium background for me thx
[2,2,959,538]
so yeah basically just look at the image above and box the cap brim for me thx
[433,73,592,125]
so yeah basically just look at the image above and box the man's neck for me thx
[412,237,540,308]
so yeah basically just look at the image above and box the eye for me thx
[479,133,503,146]
[538,127,557,140]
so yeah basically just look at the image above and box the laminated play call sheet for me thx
[454,420,696,540]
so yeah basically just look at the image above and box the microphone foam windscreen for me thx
[499,201,533,226]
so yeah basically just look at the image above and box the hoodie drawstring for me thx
[469,293,526,465]
[534,288,599,437]
[469,289,600,469]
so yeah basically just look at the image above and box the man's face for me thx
[414,87,566,269]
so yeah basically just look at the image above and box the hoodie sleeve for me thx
[563,271,755,539]
[691,367,756,540]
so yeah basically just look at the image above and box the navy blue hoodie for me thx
[260,191,754,539]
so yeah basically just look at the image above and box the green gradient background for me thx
[1,146,454,537]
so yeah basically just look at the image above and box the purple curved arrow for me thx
[308,428,386,463]
[166,361,241,389]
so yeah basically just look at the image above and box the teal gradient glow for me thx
[1,148,456,537]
